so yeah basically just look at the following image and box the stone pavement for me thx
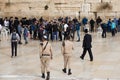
[0,32,120,80]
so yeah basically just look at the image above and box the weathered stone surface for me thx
[112,3,120,12]
[97,12,116,19]
[85,0,101,3]
[0,0,8,3]
[0,0,120,19]
[102,0,111,2]
[81,12,94,19]
[111,0,119,3]
[81,3,90,12]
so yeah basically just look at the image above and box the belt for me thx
[64,53,68,54]
[42,54,50,56]
[12,40,17,42]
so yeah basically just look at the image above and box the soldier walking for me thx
[40,35,53,80]
[62,36,74,75]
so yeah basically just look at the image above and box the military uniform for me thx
[62,40,74,75]
[40,40,53,80]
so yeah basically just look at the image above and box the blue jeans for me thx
[52,32,58,40]
[24,35,28,43]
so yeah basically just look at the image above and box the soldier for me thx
[62,36,74,75]
[40,35,53,80]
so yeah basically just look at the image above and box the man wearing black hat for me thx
[80,29,93,61]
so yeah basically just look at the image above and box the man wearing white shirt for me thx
[64,22,68,40]
[4,19,9,28]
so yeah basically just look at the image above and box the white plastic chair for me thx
[1,27,10,40]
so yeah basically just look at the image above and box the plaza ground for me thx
[0,32,120,80]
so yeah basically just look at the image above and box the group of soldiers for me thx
[39,29,93,80]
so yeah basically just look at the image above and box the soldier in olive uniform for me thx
[40,36,53,80]
[62,36,74,75]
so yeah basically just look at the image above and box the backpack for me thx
[12,33,17,40]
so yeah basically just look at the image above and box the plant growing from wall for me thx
[44,5,49,10]
[5,0,11,6]
[97,2,112,11]
[5,2,11,6]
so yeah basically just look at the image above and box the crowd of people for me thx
[0,16,120,80]
[0,16,120,43]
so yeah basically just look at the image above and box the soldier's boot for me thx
[41,73,45,78]
[68,69,72,75]
[46,72,50,80]
[62,68,66,73]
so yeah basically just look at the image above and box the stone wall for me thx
[0,0,120,19]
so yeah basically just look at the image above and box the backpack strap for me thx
[62,41,65,54]
[42,41,48,52]
[40,41,48,58]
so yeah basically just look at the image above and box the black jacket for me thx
[101,23,107,32]
[82,34,92,48]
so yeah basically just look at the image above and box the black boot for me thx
[46,72,50,80]
[41,73,45,78]
[77,39,80,42]
[68,69,72,75]
[62,68,66,73]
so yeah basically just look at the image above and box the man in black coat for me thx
[90,18,95,32]
[80,29,93,61]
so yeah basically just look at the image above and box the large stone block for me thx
[116,12,120,18]
[0,4,5,11]
[111,0,119,3]
[54,0,83,4]
[80,12,94,19]
[10,0,49,3]
[102,0,111,2]
[3,4,29,12]
[86,0,101,3]
[28,3,45,9]
[0,11,4,17]
[112,3,120,12]
[0,0,8,3]
[81,3,90,12]
[55,4,81,8]
[91,3,101,12]
[97,12,116,19]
